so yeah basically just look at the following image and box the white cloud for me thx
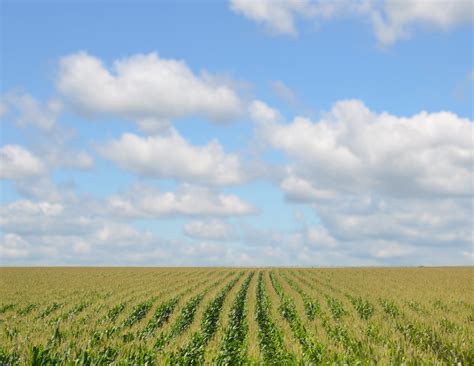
[0,145,46,180]
[135,117,171,135]
[0,184,255,265]
[263,99,473,198]
[240,223,351,266]
[0,199,90,236]
[371,0,474,45]
[14,177,76,203]
[0,193,156,264]
[230,0,473,45]
[57,52,243,128]
[372,242,416,259]
[281,175,337,201]
[93,222,153,247]
[39,144,94,171]
[107,185,257,218]
[99,129,245,185]
[249,100,282,125]
[230,0,315,35]
[180,241,227,258]
[462,250,474,261]
[0,234,30,260]
[317,197,473,247]
[73,240,91,255]
[0,188,470,266]
[307,225,338,249]
[1,91,94,172]
[4,200,64,216]
[2,91,62,130]
[258,99,473,259]
[184,219,237,241]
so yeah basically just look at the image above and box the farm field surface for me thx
[0,267,473,365]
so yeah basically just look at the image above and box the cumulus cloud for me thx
[230,0,473,45]
[262,99,473,198]
[57,52,243,129]
[184,219,237,241]
[306,225,338,249]
[93,222,153,248]
[0,145,46,180]
[0,199,89,236]
[13,177,76,203]
[240,223,351,266]
[372,242,416,259]
[256,99,473,260]
[281,175,337,201]
[0,184,256,265]
[462,250,474,261]
[0,193,155,264]
[0,141,92,186]
[99,129,245,185]
[107,185,257,218]
[1,91,94,172]
[371,0,474,45]
[249,100,282,125]
[317,196,473,249]
[0,187,470,266]
[1,91,62,130]
[230,0,315,35]
[0,234,31,260]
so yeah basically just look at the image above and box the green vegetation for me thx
[0,267,472,364]
[215,272,254,365]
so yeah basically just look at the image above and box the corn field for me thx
[0,267,473,365]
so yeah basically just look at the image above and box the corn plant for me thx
[269,272,325,363]
[349,296,375,320]
[122,299,154,327]
[281,273,321,320]
[38,302,62,319]
[167,273,243,364]
[326,295,348,320]
[0,304,16,314]
[16,304,37,316]
[102,302,127,323]
[154,284,214,350]
[215,272,254,365]
[138,296,181,340]
[380,298,401,318]
[255,272,295,364]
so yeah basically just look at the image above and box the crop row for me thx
[269,272,325,363]
[215,272,254,365]
[89,271,230,349]
[1,269,472,365]
[4,273,236,365]
[112,272,244,364]
[167,272,245,364]
[298,270,474,364]
[254,272,295,364]
[288,271,374,364]
[154,272,237,352]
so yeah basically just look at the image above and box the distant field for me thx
[0,267,473,365]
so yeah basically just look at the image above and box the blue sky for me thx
[1,0,473,266]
